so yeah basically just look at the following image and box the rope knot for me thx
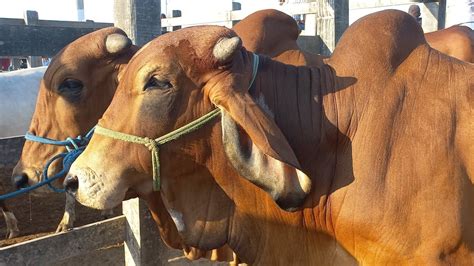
[143,137,159,152]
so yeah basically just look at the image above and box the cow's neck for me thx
[199,57,358,262]
[169,55,358,264]
[249,55,356,206]
[203,129,355,264]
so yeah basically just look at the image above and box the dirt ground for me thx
[0,166,121,248]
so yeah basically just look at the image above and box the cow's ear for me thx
[209,89,311,211]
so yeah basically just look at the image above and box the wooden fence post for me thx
[437,0,446,30]
[113,0,162,46]
[23,11,42,67]
[285,0,348,55]
[315,0,349,55]
[171,10,182,32]
[123,198,169,265]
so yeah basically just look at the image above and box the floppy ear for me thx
[208,37,311,211]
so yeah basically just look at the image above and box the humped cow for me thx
[67,10,473,265]
[11,9,325,262]
[425,25,474,63]
[10,27,137,236]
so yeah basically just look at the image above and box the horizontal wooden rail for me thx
[0,11,113,56]
[0,215,126,265]
[0,17,112,29]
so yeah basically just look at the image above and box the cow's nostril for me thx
[12,174,28,189]
[63,175,79,193]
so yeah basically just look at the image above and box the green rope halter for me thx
[94,53,259,191]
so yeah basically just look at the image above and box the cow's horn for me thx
[106,33,132,54]
[213,36,241,63]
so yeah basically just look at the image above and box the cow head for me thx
[12,27,136,191]
[68,26,311,218]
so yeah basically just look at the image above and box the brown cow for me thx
[11,27,137,233]
[68,10,473,264]
[11,25,236,263]
[425,25,474,63]
[11,9,322,262]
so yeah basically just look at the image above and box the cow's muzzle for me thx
[12,173,28,189]
[63,174,79,194]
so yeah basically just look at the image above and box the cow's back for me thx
[425,25,474,63]
[0,67,45,138]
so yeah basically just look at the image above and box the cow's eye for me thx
[58,79,83,102]
[144,77,172,91]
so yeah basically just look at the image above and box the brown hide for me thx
[70,10,473,265]
[425,25,474,63]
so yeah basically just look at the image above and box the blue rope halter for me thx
[0,128,95,200]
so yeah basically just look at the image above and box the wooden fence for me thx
[161,2,325,28]
[0,198,191,265]
[0,216,125,264]
[0,11,112,57]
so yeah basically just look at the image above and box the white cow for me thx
[0,67,45,238]
[0,67,46,138]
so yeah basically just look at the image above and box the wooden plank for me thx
[0,14,112,56]
[0,17,112,29]
[0,18,24,26]
[0,215,126,265]
[0,24,112,56]
[123,198,169,265]
[113,0,162,46]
